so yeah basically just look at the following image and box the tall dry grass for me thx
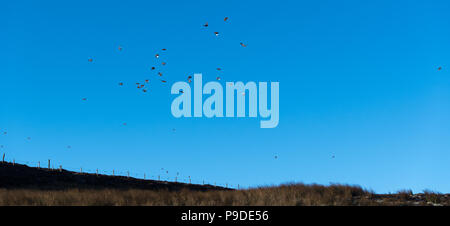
[0,183,366,206]
[0,183,448,206]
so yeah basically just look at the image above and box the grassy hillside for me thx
[1,162,449,206]
[0,162,226,191]
[1,184,449,206]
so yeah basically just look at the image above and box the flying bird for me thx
[119,82,123,86]
[214,32,219,36]
[162,48,167,51]
[161,80,167,83]
[224,17,228,22]
[151,66,156,70]
[88,58,93,62]
[438,67,442,71]
[203,22,209,27]
[82,98,87,101]
[162,62,166,66]
[216,77,221,80]
[216,68,221,71]
[118,46,123,51]
[240,42,247,47]
[155,54,160,59]
[158,72,163,76]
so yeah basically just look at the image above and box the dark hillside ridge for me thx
[0,162,229,191]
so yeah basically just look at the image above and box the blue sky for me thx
[1,0,450,193]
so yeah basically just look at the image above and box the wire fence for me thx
[0,152,240,190]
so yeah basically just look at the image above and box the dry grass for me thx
[396,189,413,200]
[0,183,448,206]
[423,190,443,204]
[2,162,448,206]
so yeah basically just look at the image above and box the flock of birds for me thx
[84,17,244,96]
[0,16,273,168]
[1,16,447,166]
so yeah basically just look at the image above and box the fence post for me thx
[2,153,5,163]
[158,175,160,181]
[96,169,98,176]
[113,169,114,176]
[59,165,62,172]
[189,176,191,184]
[13,159,15,165]
[38,161,40,168]
[80,167,82,173]
[144,173,146,180]
[48,159,50,169]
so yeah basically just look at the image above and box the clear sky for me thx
[2,0,450,193]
